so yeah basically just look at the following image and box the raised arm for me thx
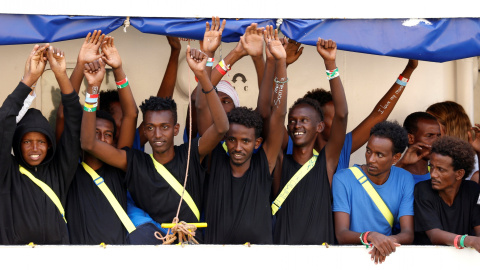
[81,59,128,171]
[240,23,265,90]
[468,124,480,184]
[101,36,139,149]
[0,45,48,180]
[187,47,229,162]
[262,26,288,174]
[350,59,418,153]
[56,31,104,141]
[195,16,226,136]
[318,38,348,185]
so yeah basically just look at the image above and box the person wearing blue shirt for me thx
[333,121,414,264]
[396,112,441,184]
[286,60,418,171]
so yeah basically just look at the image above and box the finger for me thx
[186,44,191,58]
[219,19,226,35]
[98,34,106,46]
[205,21,210,33]
[99,58,106,68]
[91,30,99,44]
[297,46,304,56]
[84,63,91,72]
[110,37,115,47]
[85,32,92,43]
[244,25,252,36]
[332,40,337,49]
[214,16,220,31]
[87,62,96,72]
[30,44,40,56]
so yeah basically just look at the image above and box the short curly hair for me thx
[288,97,324,121]
[99,90,120,115]
[96,110,117,139]
[227,107,263,138]
[431,136,475,179]
[370,121,408,154]
[303,88,332,107]
[403,111,438,135]
[139,96,177,123]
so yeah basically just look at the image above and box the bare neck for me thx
[362,165,391,186]
[84,152,104,170]
[403,159,429,175]
[230,158,251,178]
[152,147,175,165]
[292,143,315,165]
[438,183,461,206]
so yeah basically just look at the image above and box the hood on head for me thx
[13,108,56,168]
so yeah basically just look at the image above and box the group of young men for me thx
[1,17,480,263]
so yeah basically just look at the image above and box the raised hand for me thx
[22,44,49,87]
[201,16,226,55]
[46,46,67,75]
[317,38,337,63]
[407,59,419,70]
[186,45,208,78]
[468,124,480,153]
[84,59,106,87]
[101,36,122,69]
[263,26,286,60]
[78,30,105,64]
[240,23,264,58]
[284,39,304,66]
[167,36,181,51]
[398,142,432,166]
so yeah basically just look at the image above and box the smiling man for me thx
[332,121,414,264]
[414,136,480,251]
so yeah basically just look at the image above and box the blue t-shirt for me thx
[132,128,145,152]
[332,165,414,236]
[413,172,430,185]
[286,132,353,171]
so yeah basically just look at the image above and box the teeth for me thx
[294,132,305,136]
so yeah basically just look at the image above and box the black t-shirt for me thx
[273,149,335,245]
[204,144,273,244]
[124,137,205,226]
[414,180,480,245]
[66,163,127,244]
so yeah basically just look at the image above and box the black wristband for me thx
[202,86,217,94]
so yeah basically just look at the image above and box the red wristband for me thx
[363,231,370,244]
[398,75,409,83]
[216,64,227,76]
[115,77,127,85]
[454,235,463,249]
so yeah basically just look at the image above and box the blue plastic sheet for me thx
[130,17,276,42]
[280,18,480,63]
[0,14,124,45]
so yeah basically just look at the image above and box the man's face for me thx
[96,118,115,146]
[409,118,441,160]
[21,131,50,166]
[225,123,261,167]
[320,101,334,141]
[287,103,323,147]
[429,153,463,192]
[109,101,123,141]
[218,92,235,114]
[364,135,399,177]
[143,110,179,155]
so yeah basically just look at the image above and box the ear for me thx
[317,121,325,133]
[174,123,180,136]
[254,137,263,150]
[407,133,415,145]
[392,152,402,165]
[455,169,465,181]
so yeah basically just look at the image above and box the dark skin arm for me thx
[195,16,226,136]
[81,59,129,171]
[101,36,138,149]
[139,36,182,146]
[262,27,288,174]
[350,60,418,153]
[318,38,348,186]
[56,31,104,142]
[240,23,265,91]
[187,46,229,162]
[468,124,480,184]
[426,226,480,252]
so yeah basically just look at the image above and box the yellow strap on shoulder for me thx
[349,166,394,227]
[222,141,228,153]
[149,154,200,221]
[19,165,67,223]
[271,150,319,215]
[81,162,136,233]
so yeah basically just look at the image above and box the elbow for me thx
[216,121,229,136]
[335,231,348,245]
[80,138,95,152]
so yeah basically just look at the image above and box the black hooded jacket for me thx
[0,82,81,244]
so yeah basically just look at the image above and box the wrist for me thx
[204,51,215,58]
[251,54,264,61]
[324,60,336,70]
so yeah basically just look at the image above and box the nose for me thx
[234,141,242,152]
[367,153,376,164]
[154,127,162,138]
[32,141,38,151]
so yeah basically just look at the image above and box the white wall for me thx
[1,27,478,166]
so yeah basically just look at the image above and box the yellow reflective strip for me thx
[150,155,200,221]
[349,167,394,227]
[19,165,67,223]
[81,162,136,233]
[222,141,228,153]
[271,151,318,215]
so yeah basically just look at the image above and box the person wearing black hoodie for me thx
[0,44,82,244]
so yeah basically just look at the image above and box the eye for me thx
[147,126,154,131]
[163,125,169,130]
[378,153,384,158]
[243,139,249,143]
[23,140,30,144]
[228,138,235,142]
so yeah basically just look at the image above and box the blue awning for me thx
[1,14,479,63]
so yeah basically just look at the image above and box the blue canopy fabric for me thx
[280,18,480,63]
[1,14,479,62]
[129,17,276,42]
[0,14,123,45]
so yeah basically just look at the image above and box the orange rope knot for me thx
[154,221,199,245]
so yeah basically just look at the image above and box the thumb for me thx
[297,46,304,56]
[186,45,191,57]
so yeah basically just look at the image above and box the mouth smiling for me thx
[30,154,41,161]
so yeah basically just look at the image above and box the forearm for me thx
[326,61,348,121]
[336,229,363,244]
[80,85,99,151]
[114,67,138,118]
[257,58,276,120]
[55,72,75,95]
[199,75,229,134]
[69,62,85,94]
[211,49,244,86]
[157,48,181,98]
[252,55,265,90]
[390,231,414,244]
